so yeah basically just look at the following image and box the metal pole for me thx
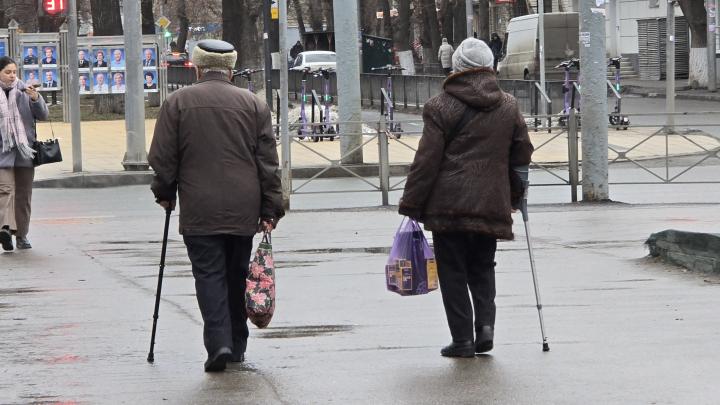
[708,0,717,91]
[279,0,291,210]
[122,0,149,170]
[66,0,83,172]
[263,0,274,109]
[579,0,609,201]
[538,0,546,120]
[608,0,620,57]
[666,1,676,133]
[466,0,474,38]
[333,0,363,164]
[378,120,390,206]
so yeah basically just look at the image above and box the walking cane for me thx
[515,166,550,352]
[147,207,172,363]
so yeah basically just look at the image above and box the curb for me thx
[624,85,720,102]
[646,230,720,274]
[33,165,414,189]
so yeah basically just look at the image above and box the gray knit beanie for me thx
[451,38,494,72]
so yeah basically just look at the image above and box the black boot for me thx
[0,228,13,251]
[204,347,232,372]
[440,340,475,358]
[475,325,494,354]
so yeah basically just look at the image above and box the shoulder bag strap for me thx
[445,104,480,148]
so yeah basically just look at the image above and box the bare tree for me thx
[4,0,39,32]
[453,0,467,44]
[380,0,393,39]
[394,0,415,73]
[321,0,333,31]
[291,0,306,36]
[307,0,323,31]
[359,0,380,37]
[222,0,263,69]
[142,0,156,35]
[678,0,708,87]
[419,0,442,63]
[90,0,122,35]
[439,0,454,45]
[477,0,490,42]
[176,0,190,51]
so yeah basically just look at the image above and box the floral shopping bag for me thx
[246,232,275,328]
[385,218,438,296]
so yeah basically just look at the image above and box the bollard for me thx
[378,119,390,206]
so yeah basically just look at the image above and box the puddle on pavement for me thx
[257,324,354,339]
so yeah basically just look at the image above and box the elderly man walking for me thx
[148,39,285,372]
[438,38,454,76]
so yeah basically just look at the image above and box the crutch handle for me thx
[513,165,530,221]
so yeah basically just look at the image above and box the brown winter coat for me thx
[148,71,284,236]
[398,68,533,240]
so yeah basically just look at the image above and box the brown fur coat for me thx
[398,68,533,240]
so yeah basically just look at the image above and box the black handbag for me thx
[32,119,62,166]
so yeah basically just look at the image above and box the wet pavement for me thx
[1,185,720,404]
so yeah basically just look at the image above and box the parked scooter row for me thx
[554,57,629,130]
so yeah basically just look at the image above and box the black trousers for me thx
[183,234,253,356]
[432,232,497,342]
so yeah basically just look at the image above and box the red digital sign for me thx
[43,0,66,15]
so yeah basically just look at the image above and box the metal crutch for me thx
[147,207,172,363]
[515,165,550,352]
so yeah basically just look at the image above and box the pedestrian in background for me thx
[438,38,454,76]
[148,39,285,372]
[290,40,304,61]
[399,38,533,357]
[489,33,504,73]
[0,56,49,251]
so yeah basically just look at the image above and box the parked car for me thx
[290,51,337,72]
[165,51,192,67]
[497,12,579,80]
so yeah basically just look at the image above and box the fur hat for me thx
[192,39,237,70]
[452,38,494,72]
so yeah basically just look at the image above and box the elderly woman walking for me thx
[399,38,534,357]
[0,56,48,251]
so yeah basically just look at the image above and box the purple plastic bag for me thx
[385,218,438,296]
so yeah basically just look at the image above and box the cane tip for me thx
[147,355,154,363]
[542,343,550,352]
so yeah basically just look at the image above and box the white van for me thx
[497,12,579,80]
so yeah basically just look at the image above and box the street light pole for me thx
[666,0,676,133]
[122,0,149,170]
[263,0,274,109]
[538,0,546,119]
[707,0,717,91]
[66,0,82,172]
[279,0,291,209]
[466,0,474,38]
[579,0,609,201]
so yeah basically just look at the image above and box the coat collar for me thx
[197,70,232,84]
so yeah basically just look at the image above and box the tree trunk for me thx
[477,0,490,42]
[359,0,378,36]
[141,0,155,35]
[90,0,122,36]
[308,0,323,32]
[420,0,440,65]
[93,94,125,114]
[321,0,333,31]
[38,15,64,32]
[380,0,393,40]
[439,0,454,45]
[176,0,190,52]
[453,0,467,45]
[4,0,39,32]
[678,0,708,87]
[291,0,305,36]
[223,0,263,69]
[543,0,552,13]
[394,0,414,74]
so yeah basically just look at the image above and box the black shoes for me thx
[440,340,475,358]
[475,325,494,354]
[204,347,232,372]
[0,229,13,251]
[231,352,245,363]
[16,236,32,250]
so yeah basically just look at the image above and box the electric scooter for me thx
[232,68,263,92]
[555,58,580,127]
[311,67,337,142]
[371,64,405,138]
[608,57,630,130]
[297,66,313,139]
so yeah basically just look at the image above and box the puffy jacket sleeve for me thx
[255,103,285,224]
[148,97,179,202]
[398,102,446,219]
[509,105,534,207]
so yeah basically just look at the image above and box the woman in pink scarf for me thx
[0,57,49,251]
